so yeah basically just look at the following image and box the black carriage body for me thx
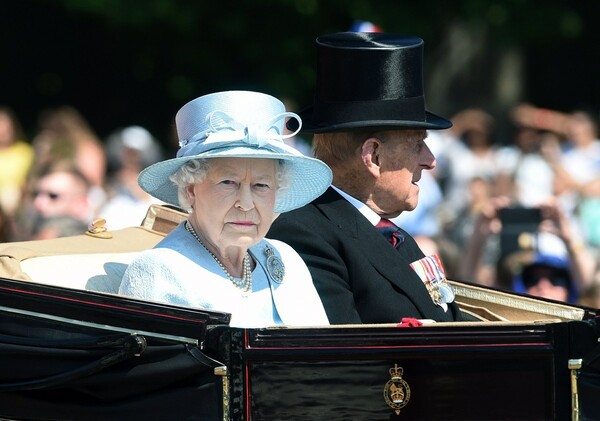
[216,323,591,420]
[0,277,229,420]
[0,277,599,420]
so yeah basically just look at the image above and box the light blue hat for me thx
[138,90,333,213]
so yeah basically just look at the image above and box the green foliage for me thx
[4,0,598,144]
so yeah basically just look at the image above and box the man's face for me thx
[526,278,569,302]
[524,266,570,302]
[32,172,89,219]
[371,129,435,218]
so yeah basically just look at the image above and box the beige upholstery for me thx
[0,205,187,293]
[450,281,585,322]
[20,252,140,293]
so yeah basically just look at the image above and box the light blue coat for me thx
[119,223,329,328]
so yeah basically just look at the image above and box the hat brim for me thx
[288,107,452,133]
[138,146,332,213]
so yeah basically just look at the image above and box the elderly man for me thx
[268,32,471,324]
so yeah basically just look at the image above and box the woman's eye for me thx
[254,183,271,190]
[220,180,236,185]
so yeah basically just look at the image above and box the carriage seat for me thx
[0,205,187,294]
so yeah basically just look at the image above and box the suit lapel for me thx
[314,188,444,317]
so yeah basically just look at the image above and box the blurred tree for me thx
[1,0,598,149]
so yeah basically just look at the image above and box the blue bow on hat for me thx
[137,90,332,213]
[178,109,302,155]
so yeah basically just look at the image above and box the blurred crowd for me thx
[0,104,165,243]
[393,104,600,308]
[0,102,599,308]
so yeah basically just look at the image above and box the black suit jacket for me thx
[268,188,466,324]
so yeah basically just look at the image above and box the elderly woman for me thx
[118,91,332,327]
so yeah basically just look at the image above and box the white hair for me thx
[169,158,291,210]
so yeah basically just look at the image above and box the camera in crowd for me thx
[499,206,542,258]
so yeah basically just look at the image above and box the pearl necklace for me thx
[185,221,252,296]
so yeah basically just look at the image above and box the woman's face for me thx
[187,157,277,253]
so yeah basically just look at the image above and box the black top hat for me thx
[289,32,452,133]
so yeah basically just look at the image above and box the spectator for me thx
[17,161,92,240]
[437,108,500,220]
[494,118,555,207]
[453,179,507,287]
[461,198,595,295]
[0,106,35,216]
[578,269,600,309]
[558,111,600,250]
[516,253,577,303]
[33,106,106,188]
[0,205,10,243]
[32,106,107,217]
[98,125,165,229]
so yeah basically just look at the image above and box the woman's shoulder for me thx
[152,223,204,255]
[127,246,185,269]
[132,225,208,269]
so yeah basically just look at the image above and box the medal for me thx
[410,254,455,307]
[265,245,285,284]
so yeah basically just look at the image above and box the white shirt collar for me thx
[331,185,382,227]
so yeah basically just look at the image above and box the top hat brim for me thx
[288,106,452,133]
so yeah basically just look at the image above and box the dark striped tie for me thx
[376,218,404,248]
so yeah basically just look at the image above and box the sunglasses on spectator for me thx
[522,274,570,289]
[32,190,62,201]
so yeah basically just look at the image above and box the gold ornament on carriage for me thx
[383,364,411,415]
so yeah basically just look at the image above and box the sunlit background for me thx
[2,0,599,149]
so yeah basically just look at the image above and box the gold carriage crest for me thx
[383,364,411,415]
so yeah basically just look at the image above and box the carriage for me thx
[0,205,598,420]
